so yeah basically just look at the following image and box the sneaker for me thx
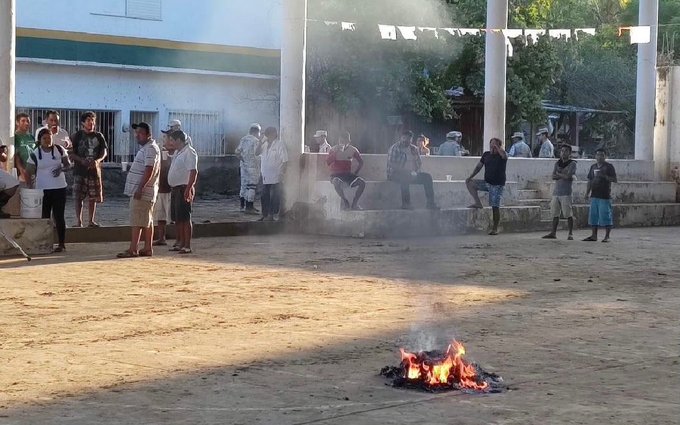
[273,214,280,222]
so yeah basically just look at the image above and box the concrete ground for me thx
[0,228,678,425]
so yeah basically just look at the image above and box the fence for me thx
[168,110,225,156]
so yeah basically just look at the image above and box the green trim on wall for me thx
[17,37,281,76]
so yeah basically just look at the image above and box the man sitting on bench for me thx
[387,131,438,210]
[0,143,20,219]
[327,131,365,210]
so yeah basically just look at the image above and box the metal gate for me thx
[126,111,159,162]
[168,110,225,156]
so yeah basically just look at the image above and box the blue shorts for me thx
[473,180,504,208]
[589,198,613,228]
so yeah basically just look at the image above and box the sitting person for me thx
[0,142,20,218]
[416,135,431,156]
[437,131,463,156]
[387,131,438,210]
[326,131,365,210]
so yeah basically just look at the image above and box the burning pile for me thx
[380,340,503,393]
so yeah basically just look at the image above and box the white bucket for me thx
[20,188,44,219]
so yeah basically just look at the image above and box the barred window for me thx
[168,111,225,156]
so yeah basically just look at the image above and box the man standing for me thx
[14,113,35,184]
[508,132,532,158]
[387,131,438,210]
[0,142,20,218]
[466,138,508,235]
[35,110,71,149]
[161,119,193,146]
[327,131,365,210]
[437,131,463,156]
[312,130,332,153]
[71,111,108,227]
[535,127,554,158]
[167,131,199,254]
[584,148,617,243]
[117,122,160,258]
[543,145,577,240]
[152,133,174,246]
[235,123,261,214]
[257,127,288,221]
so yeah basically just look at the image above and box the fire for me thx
[399,340,489,391]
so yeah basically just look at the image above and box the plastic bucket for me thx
[20,188,44,219]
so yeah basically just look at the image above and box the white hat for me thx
[446,131,462,139]
[162,119,183,134]
[536,127,549,136]
[313,130,328,138]
[511,132,525,140]
[250,123,262,130]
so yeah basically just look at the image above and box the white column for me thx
[280,0,307,209]
[0,0,16,172]
[635,0,659,161]
[482,0,508,152]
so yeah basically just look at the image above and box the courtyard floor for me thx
[0,228,678,424]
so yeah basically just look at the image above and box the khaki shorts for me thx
[130,198,155,228]
[153,192,172,223]
[550,196,573,218]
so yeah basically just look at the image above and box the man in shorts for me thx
[153,133,174,246]
[117,122,160,258]
[466,138,508,235]
[326,131,365,210]
[0,142,20,218]
[543,145,577,240]
[71,111,108,227]
[584,148,617,243]
[167,130,198,254]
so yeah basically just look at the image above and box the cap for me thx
[250,123,262,131]
[131,122,152,133]
[536,127,549,136]
[161,119,182,134]
[446,131,462,139]
[511,132,525,140]
[168,130,187,143]
[313,130,328,138]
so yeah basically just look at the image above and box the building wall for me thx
[16,62,280,159]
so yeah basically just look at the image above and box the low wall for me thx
[301,154,657,188]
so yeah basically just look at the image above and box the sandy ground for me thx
[0,228,678,425]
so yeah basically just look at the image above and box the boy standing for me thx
[584,149,617,243]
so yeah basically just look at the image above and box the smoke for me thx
[403,295,458,352]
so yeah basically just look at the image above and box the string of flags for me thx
[316,20,652,53]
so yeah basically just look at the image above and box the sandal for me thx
[116,251,139,258]
[582,236,598,242]
[88,222,101,228]
[53,246,65,253]
[169,246,182,252]
[139,250,153,257]
[153,240,168,246]
[178,248,193,254]
[542,234,557,239]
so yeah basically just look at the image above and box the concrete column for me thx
[654,66,680,180]
[482,0,508,152]
[280,0,307,210]
[635,0,659,161]
[0,0,16,172]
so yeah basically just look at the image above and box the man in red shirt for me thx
[326,132,365,210]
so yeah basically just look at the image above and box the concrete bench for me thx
[311,180,520,216]
[532,181,677,204]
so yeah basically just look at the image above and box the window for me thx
[168,111,225,157]
[17,108,118,162]
[92,0,161,21]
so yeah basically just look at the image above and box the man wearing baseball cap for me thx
[437,131,463,156]
[508,132,531,158]
[161,119,193,146]
[312,130,332,154]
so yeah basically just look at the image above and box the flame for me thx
[399,340,488,391]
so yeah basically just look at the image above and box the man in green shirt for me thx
[14,113,35,183]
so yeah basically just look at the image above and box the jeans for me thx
[43,188,67,245]
[261,183,282,217]
[390,170,435,206]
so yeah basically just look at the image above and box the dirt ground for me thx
[0,228,678,425]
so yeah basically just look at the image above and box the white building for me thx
[15,0,282,161]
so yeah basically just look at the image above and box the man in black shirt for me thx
[584,148,617,242]
[466,138,508,235]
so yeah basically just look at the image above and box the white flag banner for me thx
[418,27,439,38]
[630,26,651,44]
[324,21,339,26]
[398,26,418,40]
[441,28,460,37]
[341,22,356,31]
[502,29,523,39]
[549,29,571,39]
[525,29,546,44]
[378,24,398,40]
[459,28,481,36]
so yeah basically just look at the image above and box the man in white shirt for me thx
[257,127,288,221]
[167,130,199,254]
[118,122,160,258]
[536,127,555,158]
[312,130,332,153]
[35,110,71,149]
